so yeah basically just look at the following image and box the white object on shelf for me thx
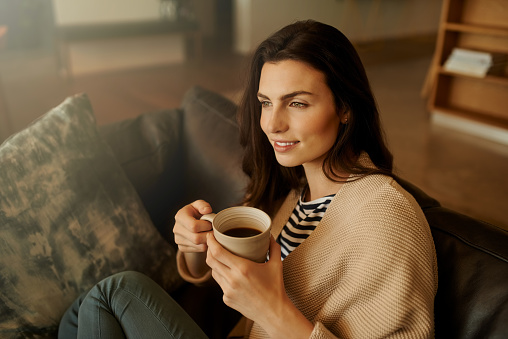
[443,48,506,78]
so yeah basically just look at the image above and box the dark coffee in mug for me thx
[223,227,262,238]
[201,206,271,262]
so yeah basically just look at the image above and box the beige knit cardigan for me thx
[177,173,438,339]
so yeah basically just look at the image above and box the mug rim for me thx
[213,206,271,239]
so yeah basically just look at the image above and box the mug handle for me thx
[200,213,216,223]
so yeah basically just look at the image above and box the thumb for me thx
[191,200,213,216]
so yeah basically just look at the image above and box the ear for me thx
[341,112,350,124]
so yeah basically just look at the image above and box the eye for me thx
[289,102,306,108]
[259,100,272,108]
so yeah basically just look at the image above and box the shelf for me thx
[432,73,508,122]
[445,23,508,37]
[443,24,508,55]
[426,0,508,132]
[438,67,508,86]
[431,104,508,130]
[431,110,508,146]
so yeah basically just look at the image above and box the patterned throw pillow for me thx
[0,94,182,338]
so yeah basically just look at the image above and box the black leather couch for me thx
[100,86,508,338]
[398,178,508,339]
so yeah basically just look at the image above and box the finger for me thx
[206,233,256,274]
[174,222,211,245]
[174,231,210,252]
[205,233,230,270]
[206,236,234,292]
[174,200,212,223]
[205,232,247,276]
[177,244,206,253]
[189,199,213,216]
[174,208,213,234]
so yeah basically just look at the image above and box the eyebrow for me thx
[257,91,314,101]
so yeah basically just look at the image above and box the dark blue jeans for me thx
[58,271,208,339]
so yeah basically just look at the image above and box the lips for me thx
[273,140,299,152]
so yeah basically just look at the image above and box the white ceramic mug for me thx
[201,206,272,263]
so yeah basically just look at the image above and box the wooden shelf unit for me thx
[428,0,508,130]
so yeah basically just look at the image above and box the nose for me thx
[261,105,288,134]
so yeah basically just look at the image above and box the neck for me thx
[302,163,348,202]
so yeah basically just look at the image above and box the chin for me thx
[275,155,302,168]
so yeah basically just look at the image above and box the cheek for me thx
[310,124,340,155]
[307,116,340,142]
[328,118,341,138]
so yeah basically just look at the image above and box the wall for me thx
[51,0,216,36]
[233,0,442,54]
[52,0,160,25]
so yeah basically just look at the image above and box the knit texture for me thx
[177,173,438,338]
[248,174,438,339]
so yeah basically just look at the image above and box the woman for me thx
[59,20,437,338]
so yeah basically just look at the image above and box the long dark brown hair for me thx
[238,20,393,215]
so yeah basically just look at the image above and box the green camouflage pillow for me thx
[0,94,182,338]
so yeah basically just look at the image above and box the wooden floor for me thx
[1,35,507,230]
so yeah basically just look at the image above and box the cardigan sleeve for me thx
[176,250,213,285]
[281,178,438,339]
[317,185,436,337]
[309,322,338,339]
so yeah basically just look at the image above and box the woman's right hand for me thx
[173,200,214,254]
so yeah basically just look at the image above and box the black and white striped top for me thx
[277,192,335,260]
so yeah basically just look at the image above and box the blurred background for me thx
[0,0,507,229]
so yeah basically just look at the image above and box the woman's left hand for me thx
[206,233,314,337]
[206,233,286,322]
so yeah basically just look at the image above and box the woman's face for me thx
[258,60,344,170]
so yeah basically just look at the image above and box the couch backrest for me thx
[99,86,248,244]
[179,86,248,211]
[397,178,508,339]
[99,108,186,242]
